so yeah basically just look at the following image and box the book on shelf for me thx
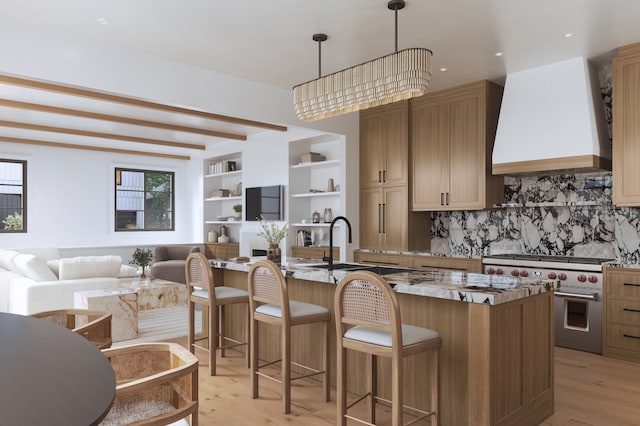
[208,160,239,175]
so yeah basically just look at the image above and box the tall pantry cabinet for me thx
[613,42,640,206]
[359,101,430,251]
[411,80,504,211]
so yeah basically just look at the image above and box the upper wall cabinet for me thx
[411,80,504,211]
[613,42,640,206]
[360,101,409,188]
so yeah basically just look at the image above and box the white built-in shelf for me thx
[205,195,242,202]
[290,191,340,198]
[204,170,242,179]
[205,220,243,225]
[290,159,340,170]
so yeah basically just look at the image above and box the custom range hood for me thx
[492,57,611,175]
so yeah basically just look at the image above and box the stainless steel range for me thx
[482,254,614,354]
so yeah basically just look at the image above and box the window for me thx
[0,159,26,233]
[115,168,174,231]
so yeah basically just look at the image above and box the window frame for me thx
[0,158,27,233]
[114,167,175,232]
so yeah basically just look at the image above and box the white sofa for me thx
[0,248,138,315]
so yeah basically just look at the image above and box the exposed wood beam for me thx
[0,99,247,140]
[0,120,206,150]
[0,74,288,132]
[0,135,190,160]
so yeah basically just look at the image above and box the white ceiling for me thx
[1,0,640,158]
[4,0,639,91]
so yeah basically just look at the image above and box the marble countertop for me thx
[209,258,558,305]
[353,248,481,259]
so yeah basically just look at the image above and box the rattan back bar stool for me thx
[247,260,331,414]
[335,271,442,426]
[186,252,250,376]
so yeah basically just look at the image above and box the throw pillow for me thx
[154,247,169,262]
[12,253,59,282]
[0,249,19,272]
[47,259,60,277]
[118,264,139,278]
[58,255,122,280]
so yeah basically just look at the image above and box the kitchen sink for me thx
[310,263,416,275]
[309,263,364,271]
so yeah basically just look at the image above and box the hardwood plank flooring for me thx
[166,337,640,425]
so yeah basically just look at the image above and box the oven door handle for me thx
[554,290,599,301]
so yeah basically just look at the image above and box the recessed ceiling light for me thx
[440,67,447,72]
[97,18,109,25]
[565,32,573,38]
[494,51,504,57]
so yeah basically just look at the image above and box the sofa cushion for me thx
[58,255,122,280]
[118,264,139,278]
[0,249,19,272]
[154,246,169,262]
[12,253,58,282]
[47,259,60,277]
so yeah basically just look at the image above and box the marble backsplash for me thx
[430,172,640,262]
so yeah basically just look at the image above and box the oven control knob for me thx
[495,268,503,275]
[547,272,557,279]
[577,274,587,282]
[557,273,567,281]
[486,267,495,274]
[588,275,598,283]
[519,270,528,277]
[511,269,519,277]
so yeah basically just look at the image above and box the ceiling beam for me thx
[0,135,190,160]
[0,120,206,150]
[0,99,247,140]
[0,74,288,132]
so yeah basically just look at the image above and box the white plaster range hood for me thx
[492,57,611,175]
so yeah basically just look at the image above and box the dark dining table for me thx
[0,312,116,426]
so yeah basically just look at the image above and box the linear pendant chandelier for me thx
[293,0,432,121]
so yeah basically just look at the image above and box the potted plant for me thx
[130,248,154,277]
[257,216,288,265]
[233,204,242,220]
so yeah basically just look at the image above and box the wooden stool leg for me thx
[218,305,224,358]
[431,348,440,426]
[251,319,259,399]
[391,354,402,426]
[282,323,291,414]
[337,344,347,426]
[188,301,195,354]
[368,353,376,424]
[208,302,216,376]
[323,320,330,402]
[245,303,250,368]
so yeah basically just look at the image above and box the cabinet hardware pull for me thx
[440,192,444,206]
[445,192,449,206]
[382,203,386,233]
[378,203,382,233]
[623,282,640,287]
[624,334,640,340]
[383,170,386,183]
[624,308,640,313]
[378,170,382,183]
[554,291,598,301]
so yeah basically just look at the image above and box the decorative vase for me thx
[323,208,333,223]
[267,245,282,265]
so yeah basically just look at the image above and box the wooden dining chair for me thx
[185,252,250,376]
[30,308,112,349]
[335,271,442,426]
[100,342,198,426]
[247,259,331,414]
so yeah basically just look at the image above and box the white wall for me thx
[0,19,360,251]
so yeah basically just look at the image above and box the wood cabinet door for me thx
[360,110,386,188]
[411,97,449,210]
[383,186,408,250]
[360,187,384,249]
[613,51,640,206]
[382,104,408,186]
[447,89,486,209]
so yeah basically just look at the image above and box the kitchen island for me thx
[210,259,557,426]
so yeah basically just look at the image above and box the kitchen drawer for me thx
[607,298,640,324]
[291,246,338,260]
[606,323,640,351]
[605,269,640,299]
[353,252,413,268]
[411,256,482,273]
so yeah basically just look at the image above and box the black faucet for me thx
[323,216,353,272]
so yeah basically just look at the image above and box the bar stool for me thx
[247,260,331,414]
[335,271,441,426]
[185,252,249,376]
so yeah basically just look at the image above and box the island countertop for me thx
[208,258,558,305]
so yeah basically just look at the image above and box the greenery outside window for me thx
[0,159,26,233]
[115,168,174,231]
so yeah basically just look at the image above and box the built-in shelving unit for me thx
[203,152,243,244]
[288,135,346,260]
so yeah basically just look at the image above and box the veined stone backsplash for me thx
[430,172,640,262]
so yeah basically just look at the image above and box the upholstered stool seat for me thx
[335,271,442,426]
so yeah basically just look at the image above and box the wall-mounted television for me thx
[245,185,284,221]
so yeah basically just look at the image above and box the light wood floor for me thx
[166,337,640,425]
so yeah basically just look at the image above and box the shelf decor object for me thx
[292,0,432,121]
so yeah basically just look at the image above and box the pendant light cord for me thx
[312,33,328,78]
